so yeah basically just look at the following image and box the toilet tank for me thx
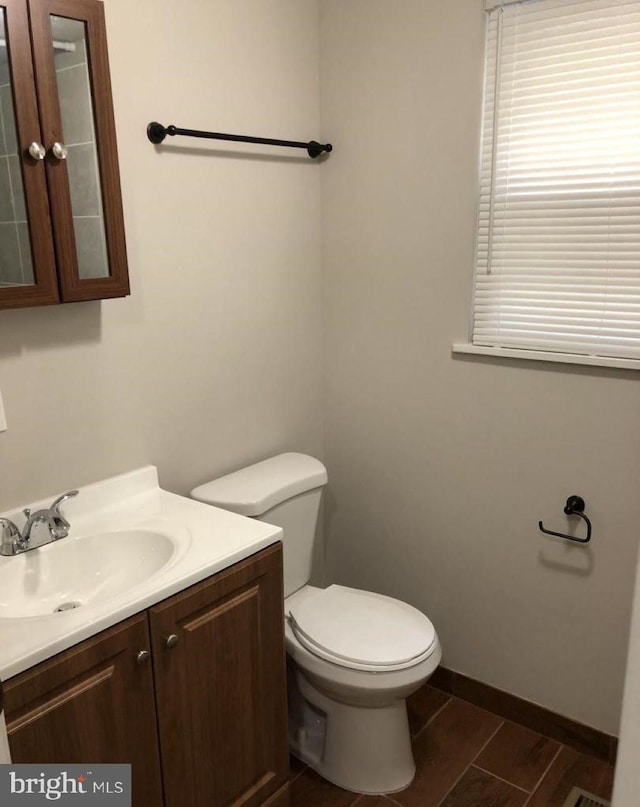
[190,453,328,597]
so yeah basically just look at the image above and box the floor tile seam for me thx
[382,793,406,807]
[411,694,454,740]
[470,718,505,765]
[426,713,506,807]
[352,795,402,806]
[521,744,564,807]
[432,762,474,807]
[288,764,308,785]
[497,713,595,757]
[470,763,530,795]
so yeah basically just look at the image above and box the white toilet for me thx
[191,453,441,795]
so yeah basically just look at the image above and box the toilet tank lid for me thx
[190,453,328,516]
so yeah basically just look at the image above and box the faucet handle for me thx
[0,518,20,537]
[0,518,21,556]
[49,490,79,517]
[22,507,31,519]
[48,490,79,539]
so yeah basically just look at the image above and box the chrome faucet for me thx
[0,490,79,556]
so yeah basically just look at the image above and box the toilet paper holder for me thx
[538,496,592,544]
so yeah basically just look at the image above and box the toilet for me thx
[191,453,441,795]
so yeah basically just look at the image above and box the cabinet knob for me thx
[51,142,68,161]
[165,634,180,649]
[28,142,46,161]
[136,650,151,664]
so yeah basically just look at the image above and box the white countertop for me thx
[0,467,282,680]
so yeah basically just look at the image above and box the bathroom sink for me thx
[0,529,177,619]
[0,466,283,681]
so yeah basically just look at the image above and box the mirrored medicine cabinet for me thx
[0,0,128,310]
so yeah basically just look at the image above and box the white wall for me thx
[613,559,640,805]
[0,0,324,508]
[320,0,640,734]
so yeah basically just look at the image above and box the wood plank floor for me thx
[289,685,615,807]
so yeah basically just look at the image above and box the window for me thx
[466,0,640,366]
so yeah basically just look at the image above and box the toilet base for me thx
[288,667,416,795]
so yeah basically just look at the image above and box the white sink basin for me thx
[0,529,177,619]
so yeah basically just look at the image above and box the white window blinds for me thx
[473,0,640,360]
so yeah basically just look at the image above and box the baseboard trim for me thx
[429,667,617,765]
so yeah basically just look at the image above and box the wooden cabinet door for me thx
[0,0,58,310]
[150,544,289,807]
[3,613,164,807]
[28,0,129,302]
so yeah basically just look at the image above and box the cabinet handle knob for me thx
[136,650,151,664]
[28,142,46,161]
[165,634,179,649]
[51,142,68,161]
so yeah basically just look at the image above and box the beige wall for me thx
[0,0,324,509]
[320,0,640,734]
[1,0,638,738]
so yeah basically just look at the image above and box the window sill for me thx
[452,343,640,372]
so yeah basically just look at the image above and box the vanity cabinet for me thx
[0,0,128,310]
[3,544,289,807]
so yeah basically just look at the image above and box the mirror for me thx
[0,9,34,288]
[50,15,109,279]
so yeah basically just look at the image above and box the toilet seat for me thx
[287,585,437,672]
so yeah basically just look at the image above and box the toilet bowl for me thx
[191,453,442,795]
[285,584,441,794]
